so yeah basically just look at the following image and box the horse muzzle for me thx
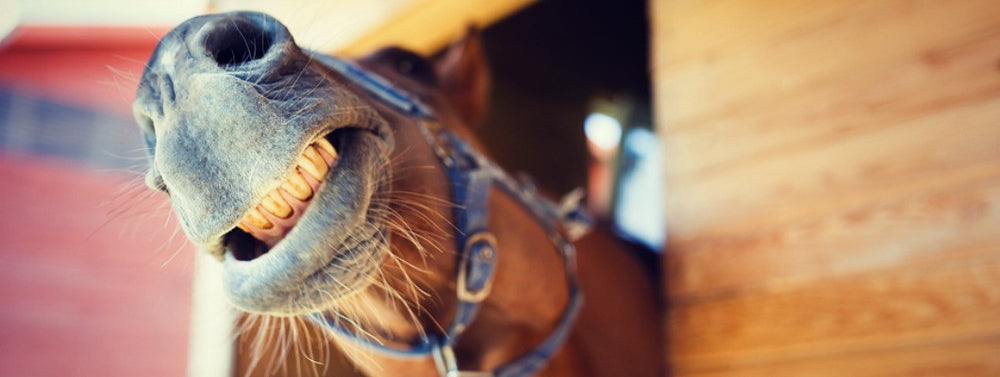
[133,11,394,314]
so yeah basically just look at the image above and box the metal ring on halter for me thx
[457,232,498,303]
[433,341,495,377]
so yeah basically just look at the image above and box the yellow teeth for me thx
[238,137,339,232]
[281,171,313,200]
[298,145,329,180]
[315,138,338,160]
[260,191,292,218]
[244,208,273,229]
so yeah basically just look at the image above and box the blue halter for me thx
[308,54,590,377]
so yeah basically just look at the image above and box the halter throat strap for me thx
[308,53,589,377]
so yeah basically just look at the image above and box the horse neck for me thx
[453,191,572,366]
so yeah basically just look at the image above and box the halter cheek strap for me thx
[308,53,590,377]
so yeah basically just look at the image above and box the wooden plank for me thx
[665,95,1000,236]
[652,0,1000,130]
[0,155,193,377]
[677,336,1000,377]
[659,29,1000,179]
[668,256,1000,370]
[187,251,236,377]
[210,0,534,55]
[651,0,867,69]
[667,169,1000,298]
[339,0,537,56]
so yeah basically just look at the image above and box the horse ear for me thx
[435,27,491,127]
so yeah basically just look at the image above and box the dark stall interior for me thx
[479,0,662,248]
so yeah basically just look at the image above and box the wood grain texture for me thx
[652,0,1000,375]
[667,169,1000,298]
[669,256,1000,368]
[653,0,1000,129]
[679,336,1000,377]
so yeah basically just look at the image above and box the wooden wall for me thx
[651,1,1000,375]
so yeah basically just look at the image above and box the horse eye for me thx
[380,47,437,86]
[396,58,414,74]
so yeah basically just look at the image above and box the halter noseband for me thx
[307,54,589,377]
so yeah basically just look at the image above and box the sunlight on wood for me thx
[212,0,535,55]
[339,0,537,56]
[653,0,1000,375]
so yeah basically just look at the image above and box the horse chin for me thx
[219,128,393,316]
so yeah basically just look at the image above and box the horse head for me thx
[134,11,661,377]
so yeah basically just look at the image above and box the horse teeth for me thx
[299,145,329,180]
[235,140,331,234]
[260,190,292,218]
[314,138,338,162]
[281,170,313,200]
[244,208,273,229]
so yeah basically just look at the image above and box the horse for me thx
[133,11,662,377]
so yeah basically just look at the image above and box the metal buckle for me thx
[433,342,494,377]
[456,233,497,303]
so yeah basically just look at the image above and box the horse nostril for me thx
[202,16,274,67]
